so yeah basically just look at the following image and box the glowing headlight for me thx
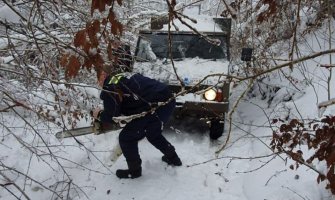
[204,89,217,101]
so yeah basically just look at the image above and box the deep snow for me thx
[2,78,334,200]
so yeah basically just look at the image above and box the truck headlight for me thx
[204,89,217,101]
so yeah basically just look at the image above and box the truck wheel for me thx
[209,119,224,140]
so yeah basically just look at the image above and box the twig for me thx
[0,171,31,200]
[236,155,277,174]
[265,169,287,186]
[282,186,309,200]
[318,98,335,109]
[187,153,277,168]
[215,79,254,154]
[230,48,335,81]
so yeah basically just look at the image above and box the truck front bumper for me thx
[174,101,229,118]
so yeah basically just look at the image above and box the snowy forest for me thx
[0,0,335,199]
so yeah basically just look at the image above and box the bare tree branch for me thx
[232,49,335,81]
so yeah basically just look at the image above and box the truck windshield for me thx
[135,32,228,61]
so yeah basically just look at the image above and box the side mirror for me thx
[241,48,253,62]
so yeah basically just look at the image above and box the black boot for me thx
[162,152,182,166]
[116,159,142,179]
[161,144,182,166]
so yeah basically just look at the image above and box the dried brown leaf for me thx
[74,30,87,48]
[59,53,69,67]
[108,10,123,36]
[66,55,81,78]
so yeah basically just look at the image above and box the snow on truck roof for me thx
[150,14,231,34]
[162,15,225,32]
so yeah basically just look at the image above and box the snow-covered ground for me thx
[1,76,334,200]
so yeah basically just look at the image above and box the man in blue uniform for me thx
[93,46,182,179]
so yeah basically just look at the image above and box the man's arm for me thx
[93,86,121,124]
[99,94,120,123]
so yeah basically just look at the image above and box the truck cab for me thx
[132,15,232,139]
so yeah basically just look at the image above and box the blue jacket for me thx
[99,73,172,123]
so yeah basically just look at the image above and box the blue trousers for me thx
[119,100,176,162]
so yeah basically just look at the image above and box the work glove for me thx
[92,108,103,120]
[90,109,103,134]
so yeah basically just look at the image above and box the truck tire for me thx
[209,119,224,140]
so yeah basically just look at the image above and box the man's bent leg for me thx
[145,118,182,166]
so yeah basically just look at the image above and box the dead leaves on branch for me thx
[60,54,81,78]
[271,116,335,194]
[73,20,101,55]
[107,10,123,35]
[221,0,279,23]
[255,0,279,23]
[60,0,123,79]
[91,0,122,15]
